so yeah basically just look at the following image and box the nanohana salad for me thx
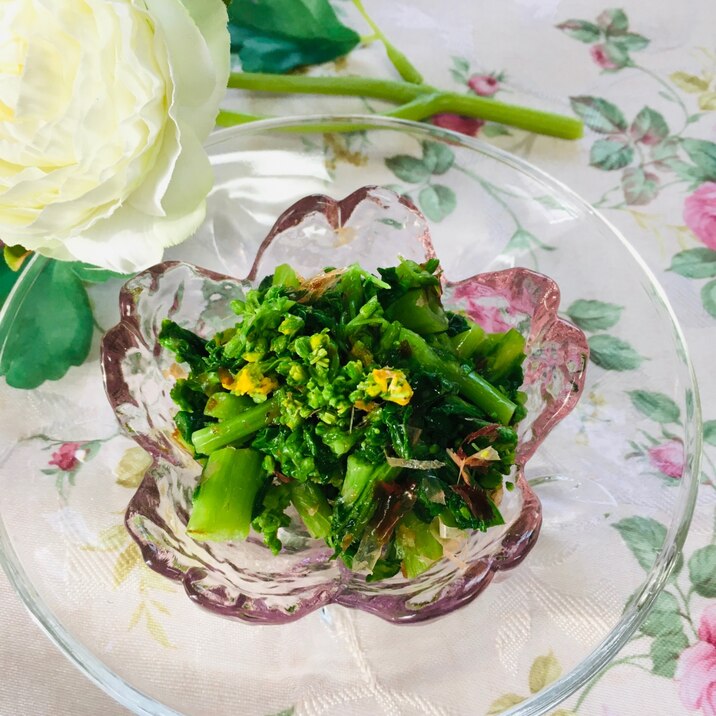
[159,258,527,581]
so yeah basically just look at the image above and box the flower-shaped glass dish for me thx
[0,116,699,716]
[102,186,589,625]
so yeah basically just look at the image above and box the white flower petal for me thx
[0,0,229,271]
[145,0,229,142]
[153,119,214,216]
[63,197,207,273]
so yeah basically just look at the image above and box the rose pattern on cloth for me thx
[684,183,716,251]
[677,605,716,716]
[550,5,716,715]
[467,74,501,97]
[590,44,620,71]
[39,436,107,499]
[648,440,685,479]
[48,443,86,473]
[432,113,485,137]
[2,1,716,714]
[431,59,507,139]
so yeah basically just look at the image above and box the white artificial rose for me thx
[0,0,230,272]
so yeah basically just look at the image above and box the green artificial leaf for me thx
[418,185,457,222]
[596,8,629,34]
[486,694,526,715]
[570,96,628,133]
[651,631,690,678]
[704,420,716,447]
[630,107,669,144]
[669,248,716,279]
[613,516,667,571]
[385,155,431,183]
[610,32,649,51]
[670,72,709,93]
[689,545,716,596]
[0,260,20,308]
[590,138,634,170]
[628,390,681,424]
[228,0,360,74]
[0,260,93,389]
[528,652,561,694]
[3,244,31,271]
[556,19,601,43]
[681,138,716,181]
[621,167,660,205]
[588,334,643,370]
[421,141,455,175]
[69,262,133,283]
[640,591,683,637]
[702,279,716,318]
[566,299,623,331]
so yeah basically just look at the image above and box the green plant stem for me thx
[454,163,546,266]
[91,314,106,334]
[675,583,697,635]
[454,164,521,226]
[217,110,261,127]
[597,201,628,211]
[227,72,583,139]
[229,72,422,102]
[635,64,690,132]
[593,184,622,208]
[574,655,652,711]
[350,0,424,84]
[217,108,435,134]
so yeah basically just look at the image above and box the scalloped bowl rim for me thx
[106,186,587,625]
[0,114,701,716]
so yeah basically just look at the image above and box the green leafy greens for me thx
[159,258,527,580]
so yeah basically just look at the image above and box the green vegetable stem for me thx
[187,448,267,541]
[397,326,517,425]
[222,73,583,140]
[192,397,279,455]
[160,254,527,580]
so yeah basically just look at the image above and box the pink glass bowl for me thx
[101,186,588,624]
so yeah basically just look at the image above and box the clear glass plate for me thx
[0,116,700,716]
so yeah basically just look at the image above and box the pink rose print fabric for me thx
[648,440,685,479]
[684,183,716,251]
[48,442,84,472]
[678,605,716,716]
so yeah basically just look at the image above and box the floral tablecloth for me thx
[2,1,716,714]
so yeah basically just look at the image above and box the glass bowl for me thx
[101,186,588,625]
[0,116,700,716]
